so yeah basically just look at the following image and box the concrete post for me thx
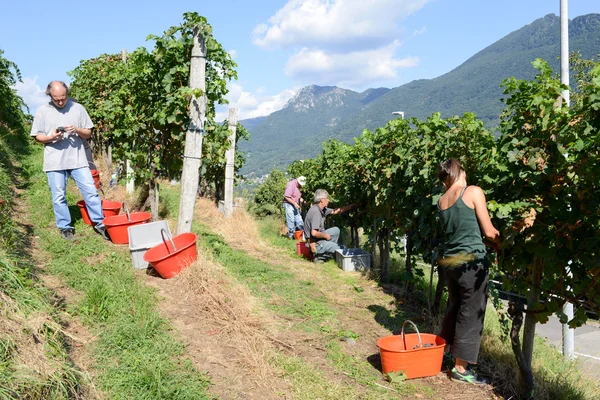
[224,108,237,218]
[560,0,575,361]
[177,27,206,234]
[122,49,135,194]
[126,159,135,194]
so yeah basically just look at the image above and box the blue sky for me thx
[2,0,597,120]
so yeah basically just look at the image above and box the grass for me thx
[195,223,338,332]
[183,210,423,398]
[255,213,600,400]
[20,147,212,400]
[0,136,85,399]
[6,139,597,399]
[481,306,597,400]
[153,185,409,398]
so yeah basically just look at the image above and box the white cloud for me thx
[253,0,429,89]
[413,26,427,36]
[228,49,237,59]
[285,41,419,88]
[253,0,430,50]
[13,76,47,113]
[216,83,298,121]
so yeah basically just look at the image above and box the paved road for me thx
[533,313,600,382]
[498,298,600,384]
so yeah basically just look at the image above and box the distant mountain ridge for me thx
[238,85,390,174]
[238,116,267,131]
[240,13,600,176]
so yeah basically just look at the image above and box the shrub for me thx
[250,170,287,218]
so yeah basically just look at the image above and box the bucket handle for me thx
[98,187,105,199]
[123,202,131,222]
[401,320,424,349]
[160,228,177,254]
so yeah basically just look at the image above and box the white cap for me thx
[297,176,306,186]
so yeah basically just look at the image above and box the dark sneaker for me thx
[451,368,490,385]
[60,228,75,241]
[94,224,111,241]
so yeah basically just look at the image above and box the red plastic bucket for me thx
[102,212,151,244]
[144,231,198,279]
[78,200,123,225]
[378,321,446,379]
[296,241,313,259]
[102,200,123,217]
[90,169,101,189]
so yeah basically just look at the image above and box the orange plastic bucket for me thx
[144,230,198,279]
[90,169,101,189]
[377,320,446,379]
[78,200,123,225]
[102,211,151,244]
[293,230,303,240]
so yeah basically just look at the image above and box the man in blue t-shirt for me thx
[30,81,109,241]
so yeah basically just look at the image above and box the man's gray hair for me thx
[314,189,329,204]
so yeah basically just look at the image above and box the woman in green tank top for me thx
[437,159,500,385]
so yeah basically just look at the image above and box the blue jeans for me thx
[47,167,104,230]
[283,202,303,238]
[315,227,340,259]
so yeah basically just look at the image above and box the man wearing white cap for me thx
[283,176,306,239]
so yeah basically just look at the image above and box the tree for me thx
[250,170,287,218]
[69,13,240,218]
[287,113,495,284]
[280,57,600,399]
[200,121,249,202]
[489,58,600,397]
[0,48,28,146]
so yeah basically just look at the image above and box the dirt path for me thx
[141,256,292,400]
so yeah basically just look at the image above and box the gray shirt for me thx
[30,100,94,172]
[304,204,333,241]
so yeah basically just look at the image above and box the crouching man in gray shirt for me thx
[303,189,355,263]
[30,81,109,241]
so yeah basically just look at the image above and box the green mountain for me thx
[238,116,266,131]
[239,86,390,175]
[240,13,600,176]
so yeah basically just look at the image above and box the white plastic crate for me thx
[128,221,172,269]
[335,248,370,272]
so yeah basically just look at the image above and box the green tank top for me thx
[438,187,486,263]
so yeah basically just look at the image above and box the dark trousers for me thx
[440,256,489,364]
